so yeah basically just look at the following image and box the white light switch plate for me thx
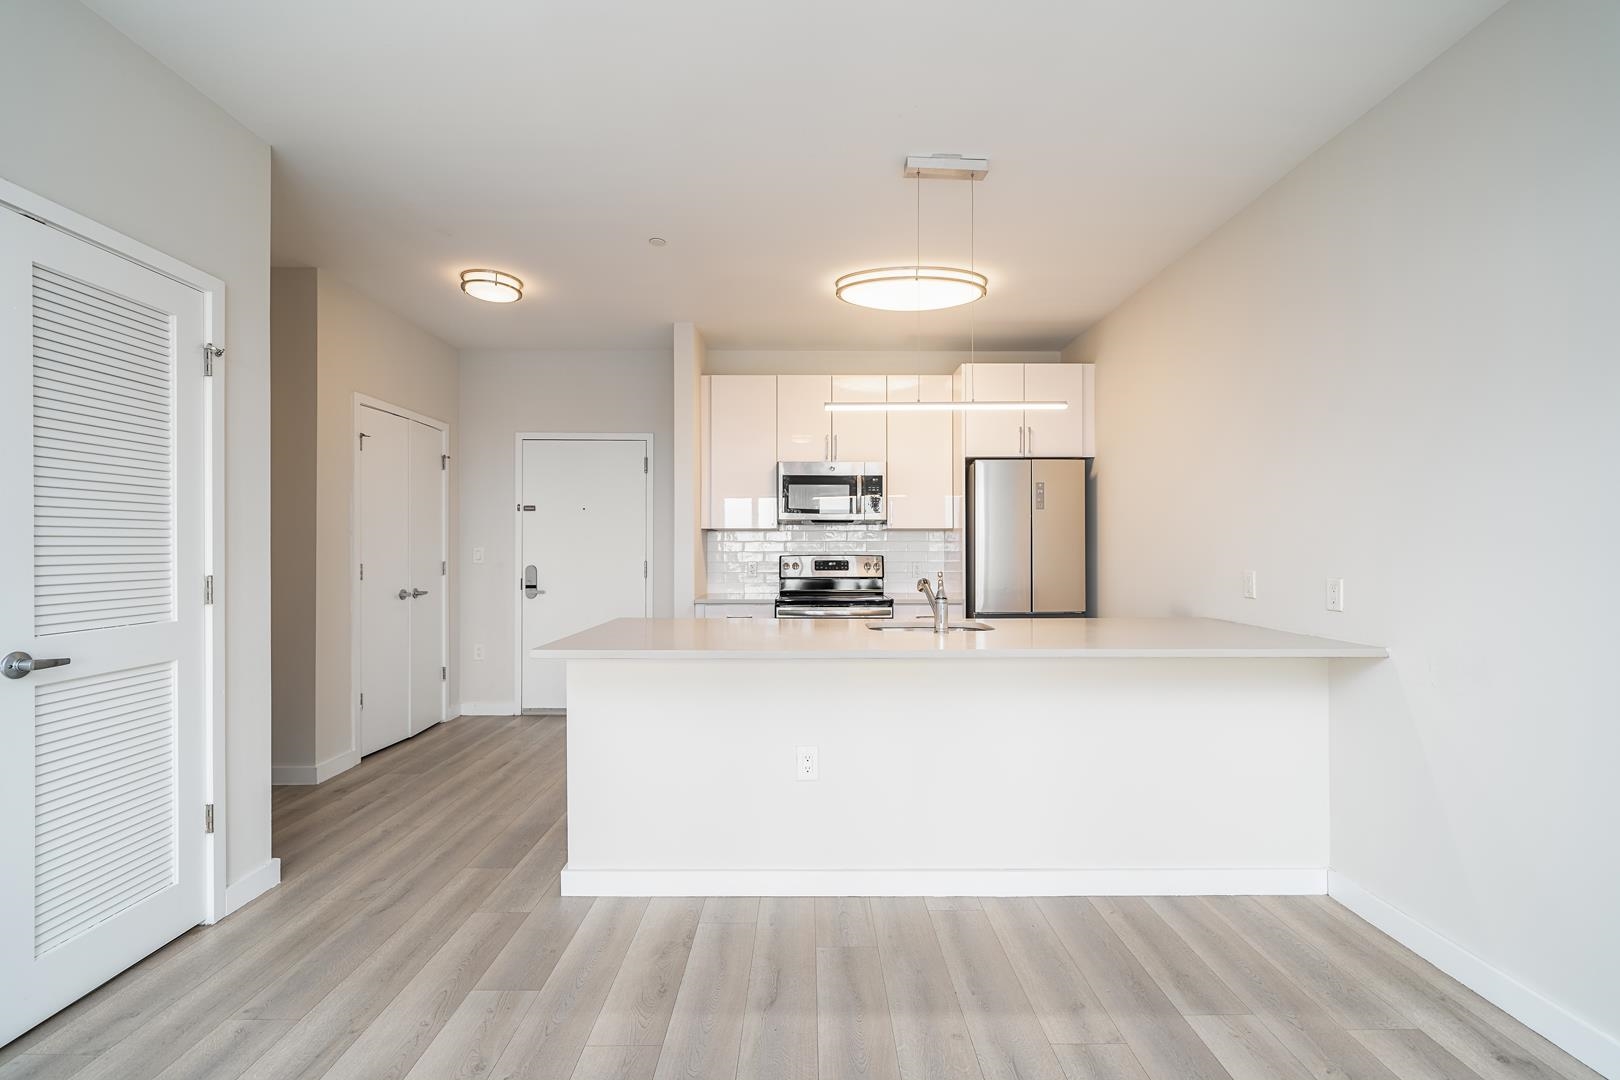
[1242,570,1258,599]
[472,546,485,564]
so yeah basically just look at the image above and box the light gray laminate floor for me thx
[0,715,1601,1080]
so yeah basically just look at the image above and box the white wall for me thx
[458,350,674,710]
[0,0,275,892]
[1070,0,1619,1069]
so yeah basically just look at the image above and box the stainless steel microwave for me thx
[777,460,886,523]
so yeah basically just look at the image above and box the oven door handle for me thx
[776,606,895,619]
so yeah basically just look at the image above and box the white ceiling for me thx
[86,0,1502,351]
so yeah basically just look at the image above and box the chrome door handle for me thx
[833,433,839,459]
[1018,425,1025,455]
[2,651,71,680]
[410,588,429,598]
[823,433,830,460]
[398,588,410,600]
[1026,425,1032,455]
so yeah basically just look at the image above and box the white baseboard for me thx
[217,858,281,919]
[562,866,1328,898]
[459,700,518,717]
[271,749,361,786]
[1329,872,1618,1080]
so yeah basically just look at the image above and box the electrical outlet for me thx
[473,643,486,661]
[1242,570,1258,599]
[1326,578,1345,612]
[795,746,818,782]
[472,546,485,564]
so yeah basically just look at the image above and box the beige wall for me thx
[457,350,674,709]
[1071,0,1619,1067]
[269,271,460,771]
[1,0,275,889]
[270,269,319,767]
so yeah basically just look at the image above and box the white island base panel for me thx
[561,656,1331,897]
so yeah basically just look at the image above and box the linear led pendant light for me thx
[834,154,989,312]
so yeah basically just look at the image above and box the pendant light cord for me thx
[969,178,977,365]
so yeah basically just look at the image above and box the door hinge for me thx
[359,692,365,708]
[441,453,450,471]
[203,343,224,376]
[204,803,215,834]
[441,560,447,575]
[441,666,447,680]
[643,456,648,474]
[359,562,365,581]
[204,575,214,605]
[643,560,648,579]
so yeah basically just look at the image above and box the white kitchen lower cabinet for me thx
[694,602,771,618]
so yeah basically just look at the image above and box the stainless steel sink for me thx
[866,620,995,632]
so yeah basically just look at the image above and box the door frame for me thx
[349,394,450,759]
[0,177,231,922]
[511,432,654,711]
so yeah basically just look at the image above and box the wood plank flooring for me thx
[0,715,1603,1080]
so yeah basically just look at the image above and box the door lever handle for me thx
[523,565,544,599]
[2,651,71,680]
[410,588,429,598]
[398,588,410,600]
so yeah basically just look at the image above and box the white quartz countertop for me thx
[534,616,1387,660]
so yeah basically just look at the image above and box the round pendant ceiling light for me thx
[835,154,989,312]
[459,268,524,303]
[834,266,988,311]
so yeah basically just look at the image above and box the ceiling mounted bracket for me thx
[903,154,989,181]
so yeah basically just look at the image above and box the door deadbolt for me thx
[523,565,546,598]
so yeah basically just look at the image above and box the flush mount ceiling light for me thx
[835,154,989,313]
[459,268,523,303]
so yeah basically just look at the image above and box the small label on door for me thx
[1035,481,1046,510]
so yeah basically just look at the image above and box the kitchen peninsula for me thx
[537,616,1384,897]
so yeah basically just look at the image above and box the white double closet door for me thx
[357,404,446,756]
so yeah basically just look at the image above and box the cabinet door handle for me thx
[833,433,838,459]
[1018,425,1025,455]
[1027,425,1033,455]
[824,433,830,460]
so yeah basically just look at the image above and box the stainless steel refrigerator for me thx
[966,458,1087,617]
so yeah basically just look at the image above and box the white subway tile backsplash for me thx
[703,527,964,600]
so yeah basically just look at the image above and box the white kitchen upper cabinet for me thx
[830,374,886,461]
[703,374,778,529]
[1022,363,1090,457]
[886,374,954,528]
[776,374,832,461]
[960,363,1025,457]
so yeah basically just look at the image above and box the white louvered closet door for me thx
[0,210,208,1044]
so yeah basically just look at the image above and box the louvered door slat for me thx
[33,661,176,957]
[32,261,175,637]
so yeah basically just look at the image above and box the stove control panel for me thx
[779,555,884,579]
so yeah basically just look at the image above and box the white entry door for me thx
[0,210,208,1042]
[356,403,446,755]
[520,438,649,709]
